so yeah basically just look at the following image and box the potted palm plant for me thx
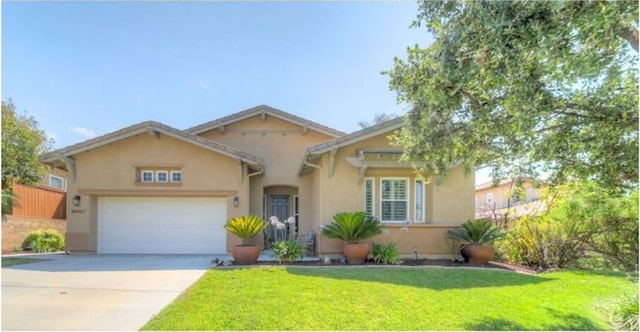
[224,215,267,265]
[446,219,503,264]
[321,211,382,264]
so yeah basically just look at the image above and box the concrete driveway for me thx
[2,254,213,331]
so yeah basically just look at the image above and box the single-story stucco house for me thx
[40,105,475,257]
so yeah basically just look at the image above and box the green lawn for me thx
[142,267,637,331]
[1,257,49,267]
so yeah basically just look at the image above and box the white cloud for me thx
[70,126,97,139]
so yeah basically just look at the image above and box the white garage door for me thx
[98,197,227,254]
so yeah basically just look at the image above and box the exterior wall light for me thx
[72,195,81,207]
[233,196,239,208]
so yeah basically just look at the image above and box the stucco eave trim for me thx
[77,189,237,197]
[39,121,264,167]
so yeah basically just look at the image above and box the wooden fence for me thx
[10,183,66,220]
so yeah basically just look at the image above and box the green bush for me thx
[447,219,503,245]
[322,212,382,243]
[23,229,65,253]
[372,243,403,265]
[496,214,587,269]
[272,240,306,263]
[497,182,639,272]
[609,294,638,331]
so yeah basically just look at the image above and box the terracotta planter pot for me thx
[231,245,261,265]
[342,242,371,264]
[460,243,495,265]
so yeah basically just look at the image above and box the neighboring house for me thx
[475,177,544,220]
[40,105,475,257]
[1,169,67,252]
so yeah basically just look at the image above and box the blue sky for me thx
[2,1,491,184]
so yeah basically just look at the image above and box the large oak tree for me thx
[386,0,638,190]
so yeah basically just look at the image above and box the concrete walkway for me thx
[1,254,213,331]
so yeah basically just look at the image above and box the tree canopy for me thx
[1,100,52,190]
[386,0,638,190]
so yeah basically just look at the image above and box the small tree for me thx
[1,100,52,212]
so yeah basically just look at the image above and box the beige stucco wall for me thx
[308,131,475,257]
[65,132,247,253]
[197,114,336,251]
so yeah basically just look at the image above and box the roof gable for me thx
[305,117,404,156]
[40,121,263,168]
[299,117,405,175]
[186,105,345,138]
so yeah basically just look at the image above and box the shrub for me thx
[496,214,589,269]
[224,215,267,245]
[272,240,306,263]
[372,243,403,265]
[497,182,639,272]
[321,212,382,243]
[24,229,65,253]
[447,219,503,245]
[609,294,638,331]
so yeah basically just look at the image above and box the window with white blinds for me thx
[380,178,409,222]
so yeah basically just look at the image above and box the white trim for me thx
[379,177,410,223]
[141,170,154,183]
[155,170,169,183]
[170,170,182,183]
[294,194,299,233]
[262,194,267,220]
[415,179,425,223]
[364,177,375,217]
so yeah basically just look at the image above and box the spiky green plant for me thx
[322,211,382,243]
[610,294,639,331]
[447,219,503,245]
[224,215,267,245]
[372,242,403,265]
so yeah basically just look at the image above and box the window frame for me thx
[379,177,410,223]
[170,170,182,183]
[141,170,155,183]
[486,193,494,205]
[415,179,425,223]
[364,177,375,217]
[155,170,169,183]
[48,175,66,191]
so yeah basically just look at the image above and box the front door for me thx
[266,195,290,247]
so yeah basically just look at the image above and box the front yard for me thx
[142,267,636,330]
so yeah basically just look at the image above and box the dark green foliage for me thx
[372,242,403,265]
[386,1,638,189]
[321,211,382,243]
[447,219,503,245]
[23,229,65,253]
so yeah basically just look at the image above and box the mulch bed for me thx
[225,258,540,274]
